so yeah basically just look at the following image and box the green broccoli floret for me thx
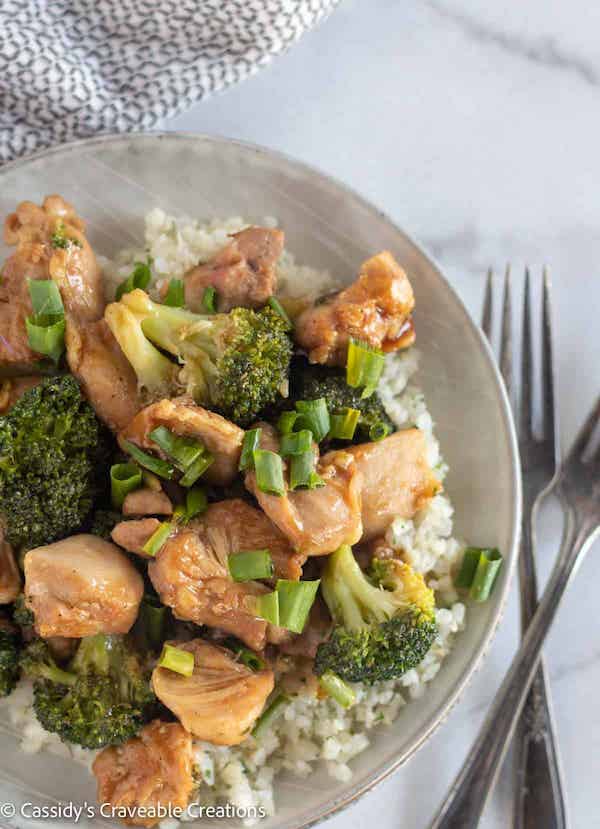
[0,625,21,697]
[105,289,292,427]
[288,359,394,444]
[89,508,121,540]
[0,376,111,549]
[20,635,157,749]
[12,594,34,633]
[314,546,437,684]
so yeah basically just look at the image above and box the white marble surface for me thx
[163,2,600,826]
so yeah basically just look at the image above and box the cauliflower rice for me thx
[3,211,467,824]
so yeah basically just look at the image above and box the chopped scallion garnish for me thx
[455,546,503,602]
[179,451,214,487]
[142,521,173,557]
[318,671,356,708]
[279,429,313,457]
[369,422,391,441]
[239,428,262,471]
[277,411,300,435]
[185,486,207,520]
[329,408,361,441]
[122,440,177,479]
[138,595,168,653]
[228,549,274,582]
[158,644,194,677]
[254,591,280,625]
[233,646,265,672]
[28,279,64,316]
[295,398,330,443]
[268,297,292,330]
[346,338,385,398]
[149,426,204,472]
[26,316,65,364]
[163,278,185,307]
[276,579,320,633]
[254,450,286,496]
[115,258,152,300]
[110,462,142,509]
[202,285,217,313]
[289,449,323,490]
[252,692,289,740]
[454,547,482,589]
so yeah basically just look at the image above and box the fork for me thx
[429,372,600,821]
[482,267,568,829]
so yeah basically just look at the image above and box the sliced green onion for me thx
[318,670,356,708]
[279,429,312,457]
[329,408,361,441]
[239,428,262,471]
[163,279,185,307]
[295,399,330,443]
[276,579,320,633]
[139,596,168,652]
[26,315,65,363]
[149,426,204,472]
[268,297,293,330]
[179,451,214,487]
[254,591,279,625]
[110,462,142,509]
[202,285,217,313]
[289,449,323,490]
[369,422,391,441]
[454,547,482,589]
[346,338,385,398]
[233,646,265,672]
[470,548,503,602]
[277,411,300,435]
[142,521,173,557]
[252,692,289,740]
[185,486,207,520]
[228,549,274,582]
[158,643,194,677]
[28,279,64,316]
[254,450,286,496]
[122,440,177,479]
[115,258,152,300]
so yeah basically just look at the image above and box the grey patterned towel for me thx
[0,0,339,163]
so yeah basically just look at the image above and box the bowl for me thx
[0,133,521,829]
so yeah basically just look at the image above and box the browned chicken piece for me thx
[294,251,415,365]
[24,534,144,638]
[245,424,363,556]
[201,499,305,580]
[149,526,269,651]
[278,597,333,659]
[346,429,441,541]
[177,226,284,313]
[0,376,41,414]
[111,518,161,556]
[0,533,21,604]
[152,639,274,745]
[65,318,142,431]
[92,720,193,828]
[0,197,105,369]
[122,489,173,517]
[120,398,244,486]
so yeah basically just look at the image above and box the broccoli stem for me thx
[322,545,397,628]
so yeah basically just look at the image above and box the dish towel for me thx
[0,0,340,163]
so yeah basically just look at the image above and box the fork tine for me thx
[541,268,558,457]
[482,268,493,340]
[499,265,514,404]
[566,396,600,462]
[520,268,533,438]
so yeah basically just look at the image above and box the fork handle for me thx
[429,511,598,828]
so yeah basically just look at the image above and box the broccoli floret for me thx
[314,546,437,684]
[89,508,121,540]
[0,625,21,697]
[0,376,111,549]
[105,289,292,427]
[12,594,34,633]
[288,359,394,444]
[20,635,157,749]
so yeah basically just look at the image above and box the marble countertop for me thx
[164,2,599,826]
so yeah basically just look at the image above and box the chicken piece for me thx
[0,377,41,413]
[123,489,173,517]
[295,251,415,365]
[178,226,284,313]
[152,639,274,745]
[245,424,363,556]
[92,720,193,828]
[346,429,441,540]
[120,398,244,486]
[24,534,143,638]
[278,597,332,659]
[65,318,142,431]
[149,526,269,651]
[201,499,305,580]
[111,518,161,556]
[0,533,21,604]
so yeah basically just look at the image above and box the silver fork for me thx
[482,267,568,829]
[430,373,600,821]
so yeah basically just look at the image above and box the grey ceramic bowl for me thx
[0,133,520,829]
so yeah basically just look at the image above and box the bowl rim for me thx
[0,131,522,828]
